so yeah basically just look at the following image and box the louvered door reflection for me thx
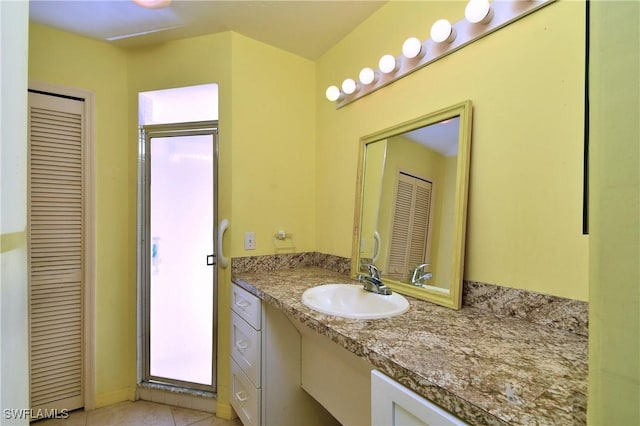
[28,92,84,413]
[386,172,433,281]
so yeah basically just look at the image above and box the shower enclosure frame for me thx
[137,120,219,394]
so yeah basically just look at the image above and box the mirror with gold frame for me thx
[350,101,472,309]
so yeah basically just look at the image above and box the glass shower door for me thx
[146,129,216,390]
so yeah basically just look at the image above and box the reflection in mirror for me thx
[352,101,472,309]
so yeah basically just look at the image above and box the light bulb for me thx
[341,78,358,95]
[133,0,172,9]
[379,54,398,74]
[402,37,424,59]
[359,67,377,85]
[465,0,493,24]
[325,85,341,102]
[430,19,456,43]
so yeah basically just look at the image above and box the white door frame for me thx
[28,80,96,410]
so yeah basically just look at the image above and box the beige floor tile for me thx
[86,401,174,426]
[171,406,213,426]
[32,409,88,426]
[189,415,243,426]
[32,400,240,426]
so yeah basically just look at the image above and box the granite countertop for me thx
[232,267,587,426]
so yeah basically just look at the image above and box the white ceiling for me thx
[29,0,387,60]
[404,117,460,157]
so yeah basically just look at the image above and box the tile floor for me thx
[33,401,243,426]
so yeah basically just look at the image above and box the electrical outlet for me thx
[244,231,255,250]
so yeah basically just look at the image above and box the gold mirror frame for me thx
[350,100,472,309]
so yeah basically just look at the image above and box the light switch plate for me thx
[244,232,255,250]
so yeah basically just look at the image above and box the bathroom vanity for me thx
[231,266,587,426]
[229,283,338,426]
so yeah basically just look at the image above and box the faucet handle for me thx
[411,263,431,285]
[366,263,381,280]
[415,263,430,272]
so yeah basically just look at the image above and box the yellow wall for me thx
[229,33,316,257]
[28,23,135,406]
[436,155,458,287]
[316,0,589,300]
[588,2,640,424]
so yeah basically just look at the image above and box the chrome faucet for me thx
[358,264,392,295]
[411,263,432,286]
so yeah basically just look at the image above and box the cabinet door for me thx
[371,370,466,426]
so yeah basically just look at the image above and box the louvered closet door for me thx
[28,92,84,413]
[386,172,433,281]
[407,180,433,268]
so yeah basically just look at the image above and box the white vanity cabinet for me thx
[371,370,467,426]
[230,283,338,426]
[230,284,262,425]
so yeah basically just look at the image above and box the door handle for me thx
[234,298,249,308]
[218,218,229,268]
[235,340,249,350]
[372,230,381,262]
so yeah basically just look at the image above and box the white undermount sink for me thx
[301,283,410,319]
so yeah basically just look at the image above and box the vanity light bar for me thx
[326,0,556,108]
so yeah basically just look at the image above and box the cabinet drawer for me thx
[231,358,260,426]
[231,311,261,388]
[231,283,261,330]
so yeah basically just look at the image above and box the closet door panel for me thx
[28,92,85,413]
